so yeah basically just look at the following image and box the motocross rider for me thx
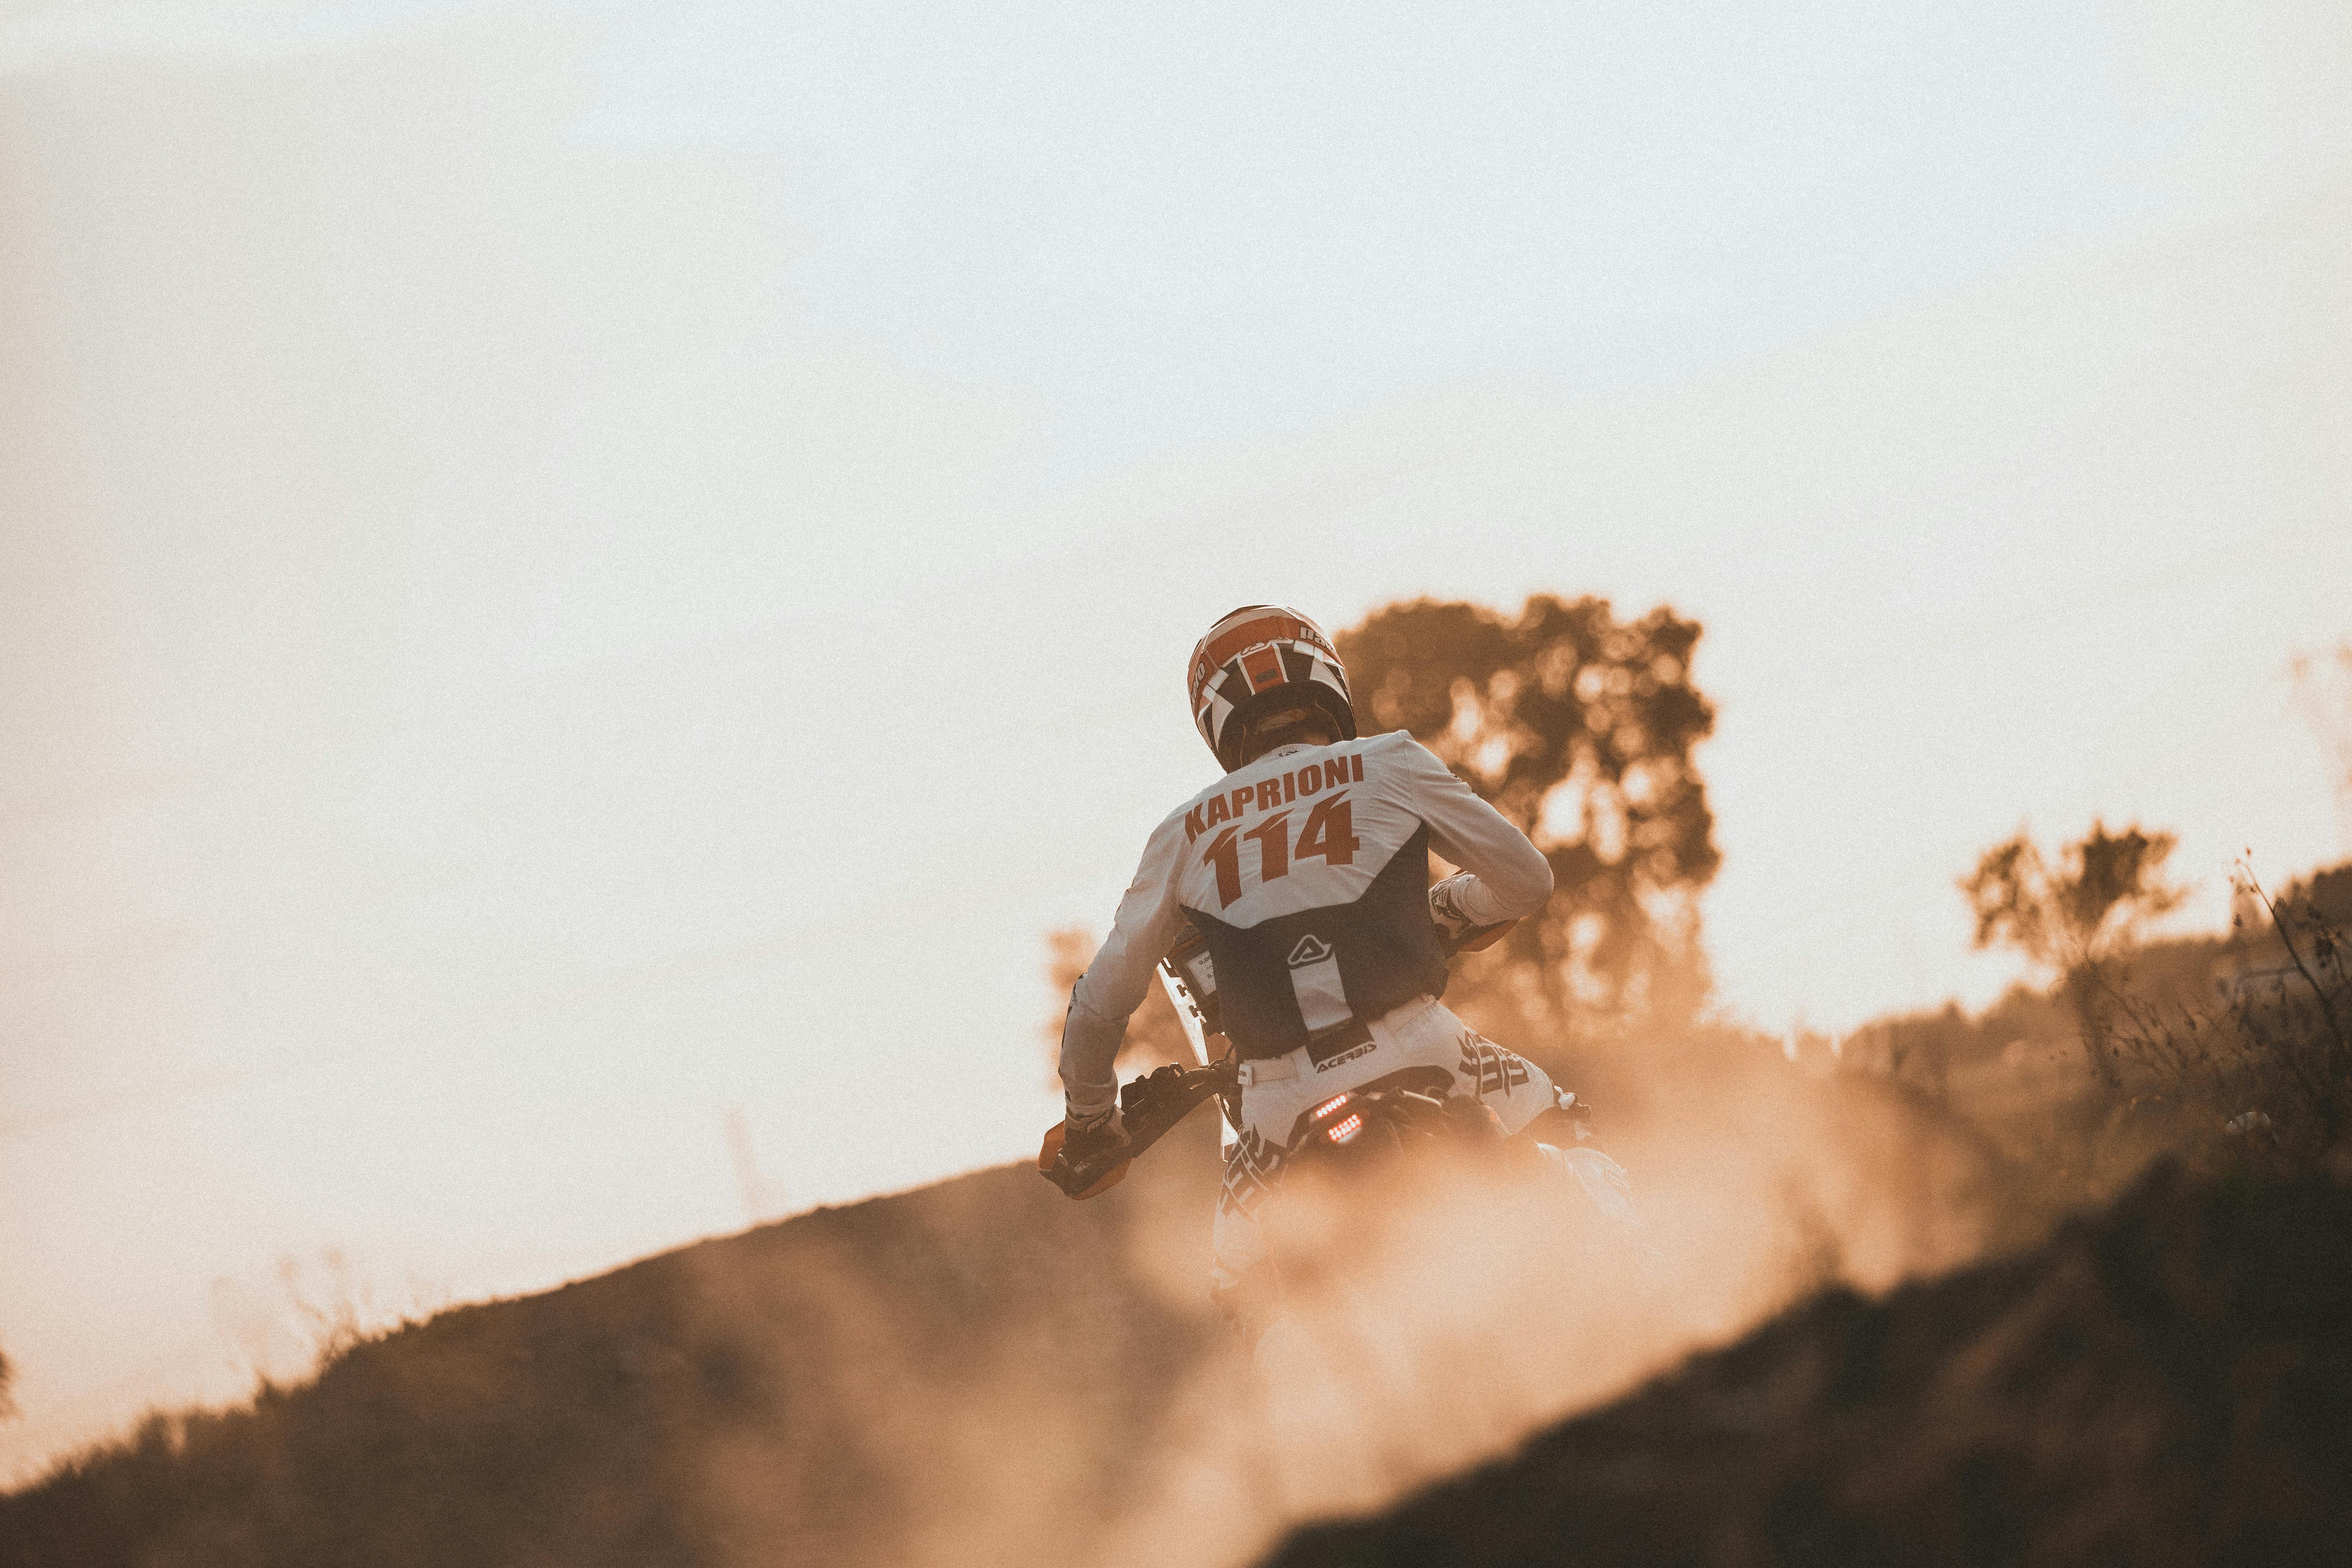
[1051,605,1578,1323]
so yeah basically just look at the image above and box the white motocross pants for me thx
[1209,994,1575,1296]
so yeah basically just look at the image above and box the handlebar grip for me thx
[1038,1123,1131,1199]
[1040,1059,1235,1200]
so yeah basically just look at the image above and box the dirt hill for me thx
[0,1114,1229,1568]
[9,943,2343,1568]
[0,1054,2032,1568]
[1261,1160,2352,1568]
[0,1044,2122,1568]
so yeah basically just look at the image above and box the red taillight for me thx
[1312,1095,1350,1120]
[1326,1113,1364,1145]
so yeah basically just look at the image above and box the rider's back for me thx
[1055,606,1550,1125]
[1060,729,1552,1106]
[1158,731,1532,1060]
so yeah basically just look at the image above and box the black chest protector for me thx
[1186,825,1448,1061]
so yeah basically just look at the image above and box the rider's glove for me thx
[1429,872,1519,954]
[1037,1102,1134,1199]
[1060,1102,1131,1165]
[1428,873,1483,947]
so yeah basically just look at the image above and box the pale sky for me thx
[3,0,2349,1477]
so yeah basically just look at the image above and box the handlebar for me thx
[1039,1058,1236,1199]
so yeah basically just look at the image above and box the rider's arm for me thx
[1395,738,1553,924]
[1057,813,1190,1119]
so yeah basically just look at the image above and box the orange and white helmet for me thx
[1187,605,1357,771]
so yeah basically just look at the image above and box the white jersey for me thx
[1058,730,1552,1116]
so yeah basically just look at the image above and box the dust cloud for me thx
[0,1022,2019,1568]
[650,1035,2008,1568]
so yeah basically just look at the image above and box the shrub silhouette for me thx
[1864,843,2352,1209]
[1960,820,2187,1093]
[2093,860,2352,1177]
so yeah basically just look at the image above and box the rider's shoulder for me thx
[1142,775,1227,845]
[1357,730,1426,759]
[1166,768,1235,814]
[1356,729,1447,773]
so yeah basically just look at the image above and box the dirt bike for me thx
[1038,923,1651,1484]
[1036,916,1584,1202]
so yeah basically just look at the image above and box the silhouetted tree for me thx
[1961,821,2187,1091]
[1,1344,13,1420]
[1336,595,1720,1058]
